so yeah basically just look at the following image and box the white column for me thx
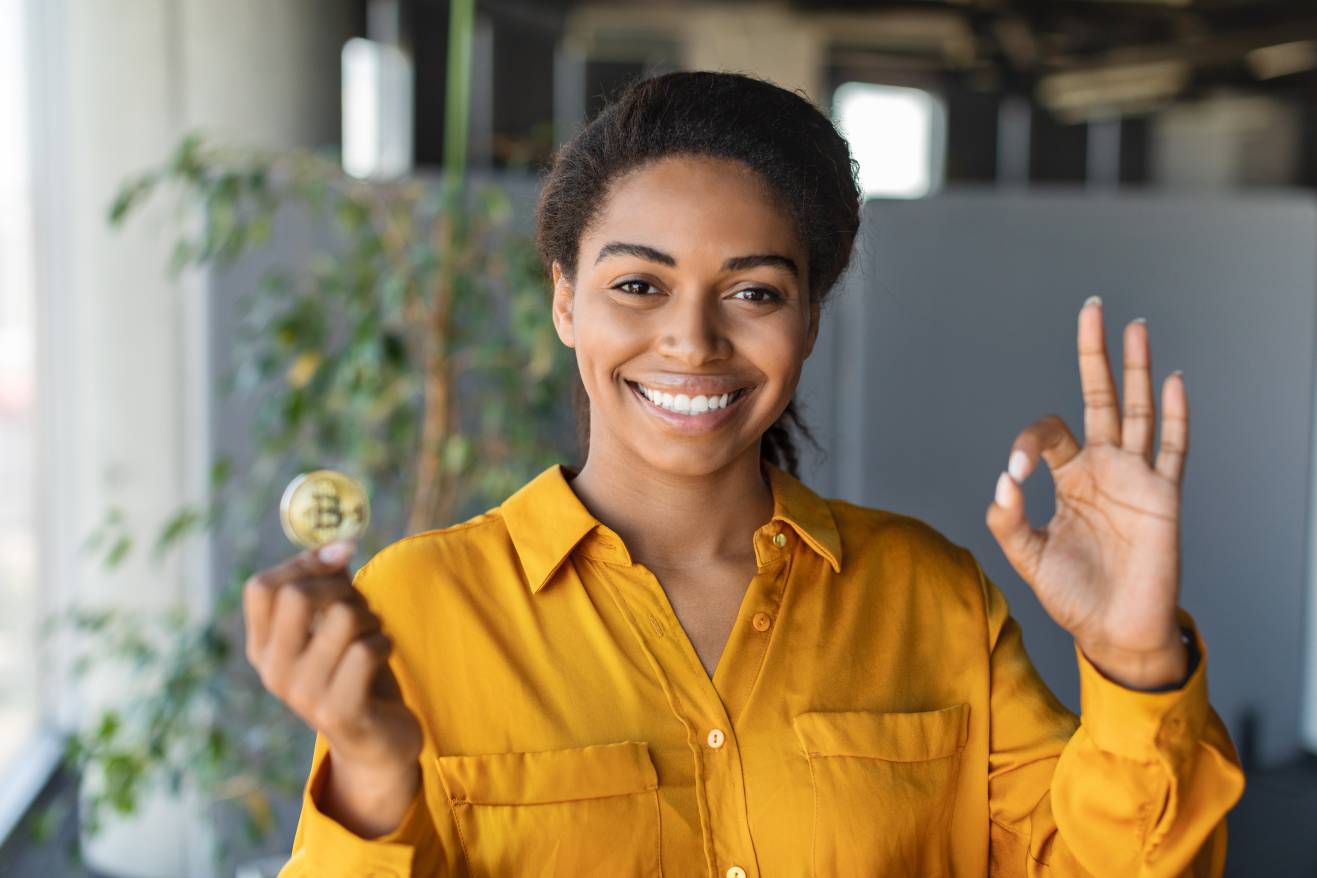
[32,1,349,874]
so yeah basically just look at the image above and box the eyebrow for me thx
[593,241,799,278]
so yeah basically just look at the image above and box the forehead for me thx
[582,155,802,266]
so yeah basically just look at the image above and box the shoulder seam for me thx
[353,509,506,584]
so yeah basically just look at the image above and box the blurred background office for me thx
[2,0,1316,875]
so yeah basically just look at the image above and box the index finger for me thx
[243,541,357,659]
[1078,296,1121,446]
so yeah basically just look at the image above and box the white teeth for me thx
[635,383,742,415]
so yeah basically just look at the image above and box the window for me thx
[0,0,55,845]
[832,81,946,199]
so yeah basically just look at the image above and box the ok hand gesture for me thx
[986,297,1190,690]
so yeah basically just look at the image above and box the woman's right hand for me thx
[242,540,423,836]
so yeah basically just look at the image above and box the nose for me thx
[655,290,732,366]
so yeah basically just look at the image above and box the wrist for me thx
[1078,632,1191,691]
[322,749,421,839]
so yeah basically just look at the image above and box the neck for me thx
[568,442,776,571]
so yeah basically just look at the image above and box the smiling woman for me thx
[256,71,1245,877]
[536,72,860,478]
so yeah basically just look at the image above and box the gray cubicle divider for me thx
[799,189,1317,767]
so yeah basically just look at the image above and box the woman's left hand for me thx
[985,296,1190,690]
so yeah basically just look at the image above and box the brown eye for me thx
[732,287,782,304]
[614,280,658,296]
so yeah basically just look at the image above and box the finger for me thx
[286,601,381,717]
[243,572,277,662]
[1120,318,1156,464]
[1078,297,1121,446]
[986,471,1047,583]
[322,632,393,730]
[242,541,357,662]
[1154,371,1189,484]
[262,541,359,591]
[1006,414,1082,483]
[259,576,356,687]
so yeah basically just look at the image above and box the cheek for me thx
[569,301,648,377]
[741,314,810,380]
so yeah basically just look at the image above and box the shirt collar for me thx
[501,462,844,595]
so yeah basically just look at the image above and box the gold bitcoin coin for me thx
[279,469,371,550]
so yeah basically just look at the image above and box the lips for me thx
[625,379,754,431]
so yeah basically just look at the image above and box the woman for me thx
[245,72,1244,876]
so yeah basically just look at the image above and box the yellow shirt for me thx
[281,462,1245,877]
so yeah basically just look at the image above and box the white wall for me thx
[29,1,350,874]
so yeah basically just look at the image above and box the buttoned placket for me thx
[586,521,797,878]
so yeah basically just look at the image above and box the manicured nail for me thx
[1008,450,1029,482]
[318,540,354,565]
[1131,317,1147,325]
[995,472,1013,507]
[1083,295,1102,309]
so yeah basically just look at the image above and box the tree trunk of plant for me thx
[408,0,473,534]
[409,213,458,533]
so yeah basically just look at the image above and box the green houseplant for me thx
[43,133,576,867]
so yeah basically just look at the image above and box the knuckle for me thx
[284,682,317,716]
[344,640,371,665]
[259,666,288,696]
[244,572,272,594]
[312,702,348,732]
[346,639,382,667]
[1083,389,1117,407]
[325,601,358,630]
[275,584,312,615]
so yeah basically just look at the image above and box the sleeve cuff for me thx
[1074,607,1210,762]
[298,750,430,877]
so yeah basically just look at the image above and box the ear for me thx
[803,297,822,359]
[550,261,576,348]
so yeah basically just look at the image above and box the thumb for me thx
[985,471,1046,583]
[314,539,357,570]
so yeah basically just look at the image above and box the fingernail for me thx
[1008,450,1029,482]
[995,472,1013,507]
[1083,295,1102,309]
[318,540,354,565]
[1170,369,1183,378]
[1131,317,1147,325]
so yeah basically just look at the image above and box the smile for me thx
[621,379,748,431]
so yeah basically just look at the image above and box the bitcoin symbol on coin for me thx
[279,469,371,550]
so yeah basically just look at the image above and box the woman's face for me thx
[551,154,819,478]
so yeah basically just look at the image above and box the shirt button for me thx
[707,728,726,749]
[727,867,747,878]
[752,612,772,632]
[772,532,787,548]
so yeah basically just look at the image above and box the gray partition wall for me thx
[799,189,1317,767]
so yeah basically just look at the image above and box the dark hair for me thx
[534,70,862,477]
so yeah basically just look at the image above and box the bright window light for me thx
[833,81,945,199]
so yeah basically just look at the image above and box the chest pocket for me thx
[793,703,970,877]
[435,740,662,878]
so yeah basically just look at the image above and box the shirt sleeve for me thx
[277,731,445,878]
[979,568,1246,877]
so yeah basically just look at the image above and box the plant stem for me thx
[409,0,474,532]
